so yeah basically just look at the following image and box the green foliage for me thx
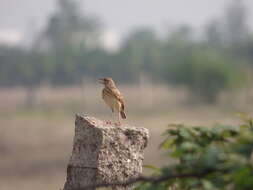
[164,49,245,102]
[136,114,253,190]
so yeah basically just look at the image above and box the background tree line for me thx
[0,0,253,103]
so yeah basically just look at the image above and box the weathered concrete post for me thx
[63,114,149,190]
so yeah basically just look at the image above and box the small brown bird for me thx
[99,77,126,125]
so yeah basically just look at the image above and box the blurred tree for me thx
[164,49,244,103]
[43,0,101,50]
[0,0,251,106]
[0,46,45,107]
[223,0,249,46]
[169,25,193,42]
[222,0,252,105]
[162,25,194,61]
[204,0,249,54]
[119,28,162,82]
[0,46,26,86]
[205,19,223,48]
[40,0,102,84]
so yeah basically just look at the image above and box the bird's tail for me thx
[120,111,126,119]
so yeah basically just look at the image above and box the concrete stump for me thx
[63,114,149,190]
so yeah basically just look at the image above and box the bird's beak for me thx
[98,78,105,84]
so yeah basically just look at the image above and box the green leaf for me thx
[159,138,175,150]
[233,167,253,189]
[180,142,199,152]
[179,128,192,139]
[201,179,215,190]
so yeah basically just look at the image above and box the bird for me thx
[99,77,126,125]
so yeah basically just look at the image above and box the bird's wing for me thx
[108,87,125,110]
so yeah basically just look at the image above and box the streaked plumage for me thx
[99,77,126,124]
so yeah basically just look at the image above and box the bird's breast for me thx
[102,89,121,111]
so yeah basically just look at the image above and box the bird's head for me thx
[98,77,115,87]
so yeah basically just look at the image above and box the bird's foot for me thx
[114,122,121,126]
[105,121,112,124]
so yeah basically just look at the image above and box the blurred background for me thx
[1,0,253,189]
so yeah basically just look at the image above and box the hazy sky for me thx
[1,0,253,44]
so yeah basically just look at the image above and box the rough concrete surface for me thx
[63,114,149,190]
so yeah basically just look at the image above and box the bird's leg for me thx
[106,108,113,125]
[115,112,121,126]
[111,110,114,124]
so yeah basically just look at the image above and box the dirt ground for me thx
[0,84,252,190]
